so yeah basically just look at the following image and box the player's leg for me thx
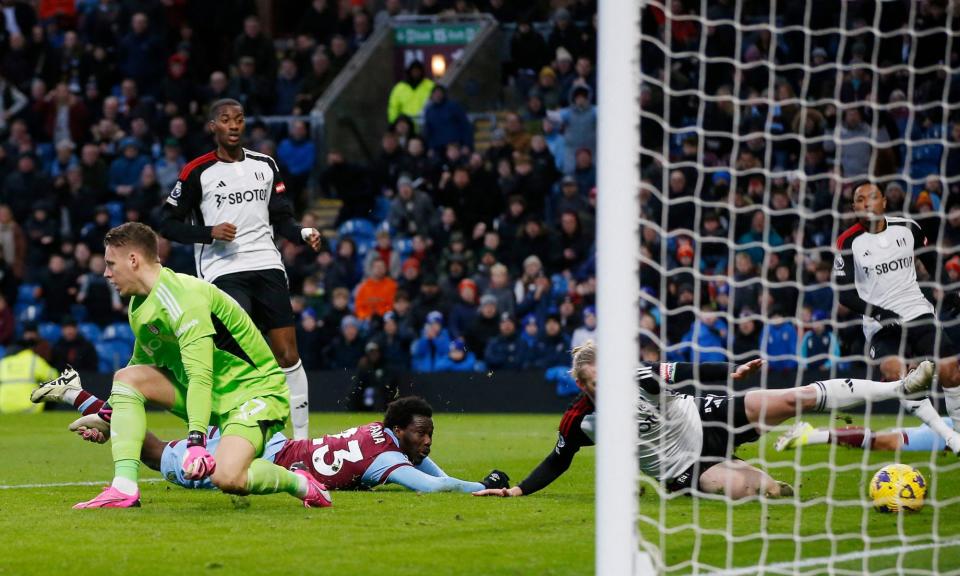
[900,419,951,452]
[698,460,791,499]
[744,361,934,432]
[255,270,310,440]
[775,422,905,451]
[216,397,331,507]
[74,365,177,509]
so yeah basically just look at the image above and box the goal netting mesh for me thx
[619,0,960,573]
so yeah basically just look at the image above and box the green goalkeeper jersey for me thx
[127,267,288,432]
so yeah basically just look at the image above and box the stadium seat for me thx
[0,345,6,360]
[105,201,125,227]
[103,322,135,343]
[15,303,43,323]
[337,218,376,242]
[96,340,132,372]
[17,284,39,305]
[37,322,61,343]
[371,196,391,223]
[78,322,102,343]
[393,237,414,260]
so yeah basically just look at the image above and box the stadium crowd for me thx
[0,0,598,393]
[642,0,960,371]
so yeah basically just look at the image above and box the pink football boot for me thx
[293,469,332,508]
[73,486,141,509]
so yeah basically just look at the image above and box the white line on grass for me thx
[707,538,960,576]
[0,478,165,490]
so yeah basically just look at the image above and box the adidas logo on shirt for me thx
[216,180,227,188]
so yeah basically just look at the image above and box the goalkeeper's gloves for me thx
[871,307,901,329]
[182,431,216,480]
[481,469,511,490]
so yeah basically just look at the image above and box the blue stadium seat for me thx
[15,303,43,323]
[0,345,6,361]
[105,201,125,228]
[371,196,391,223]
[17,284,39,305]
[96,340,132,372]
[393,238,414,260]
[38,322,61,343]
[78,323,102,343]
[337,218,376,242]
[103,322,134,343]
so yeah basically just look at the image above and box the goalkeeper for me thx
[475,340,933,500]
[70,223,330,509]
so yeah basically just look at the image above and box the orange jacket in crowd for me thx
[354,276,398,320]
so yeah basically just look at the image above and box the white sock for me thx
[806,429,830,445]
[812,378,902,412]
[944,386,960,430]
[111,476,139,496]
[899,396,960,453]
[283,360,310,440]
[295,473,309,498]
[63,389,80,405]
[860,429,872,449]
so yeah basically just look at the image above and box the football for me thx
[869,464,927,513]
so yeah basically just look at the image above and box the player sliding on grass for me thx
[65,222,330,509]
[33,382,509,493]
[776,418,957,453]
[474,340,934,500]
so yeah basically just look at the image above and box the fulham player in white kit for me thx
[474,340,934,499]
[159,99,320,440]
[834,183,960,452]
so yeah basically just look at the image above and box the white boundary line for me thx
[708,539,960,576]
[0,478,165,490]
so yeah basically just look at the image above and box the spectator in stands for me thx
[108,137,148,199]
[45,82,89,144]
[483,263,515,316]
[762,309,799,371]
[422,85,473,156]
[324,315,366,370]
[77,253,122,326]
[449,278,478,341]
[514,256,552,322]
[411,310,451,372]
[375,0,408,29]
[234,15,276,81]
[354,256,397,322]
[551,84,596,174]
[484,312,528,370]
[510,16,550,99]
[571,305,596,349]
[23,204,58,270]
[672,304,730,363]
[503,112,531,154]
[3,153,51,223]
[733,310,761,358]
[533,313,571,369]
[296,308,324,370]
[51,315,98,371]
[573,56,596,93]
[37,254,75,322]
[435,337,478,372]
[118,13,163,95]
[230,56,272,115]
[274,57,302,115]
[363,229,401,278]
[801,309,839,371]
[0,73,27,137]
[0,204,25,280]
[351,340,398,410]
[0,294,12,345]
[373,310,412,371]
[297,49,334,110]
[388,174,436,238]
[154,138,184,194]
[277,119,315,204]
[839,107,871,178]
[412,273,448,329]
[511,216,555,273]
[79,206,111,255]
[397,257,422,296]
[547,8,585,62]
[737,210,783,265]
[349,10,372,51]
[557,211,591,273]
[388,60,433,124]
[466,293,500,356]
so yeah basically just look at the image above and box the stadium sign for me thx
[394,23,481,46]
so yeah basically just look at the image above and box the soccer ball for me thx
[869,464,926,513]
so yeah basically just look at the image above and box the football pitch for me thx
[1,413,959,575]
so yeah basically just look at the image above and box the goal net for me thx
[597,0,960,573]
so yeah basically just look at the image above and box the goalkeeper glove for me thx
[182,431,216,480]
[481,469,511,490]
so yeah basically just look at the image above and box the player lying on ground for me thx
[835,182,960,452]
[33,379,508,493]
[65,223,330,509]
[474,340,934,500]
[776,418,957,453]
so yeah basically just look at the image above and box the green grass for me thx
[1,413,958,575]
